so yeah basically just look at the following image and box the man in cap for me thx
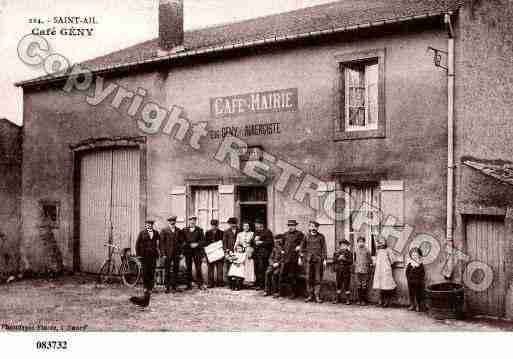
[253,219,274,291]
[183,215,206,290]
[279,219,304,299]
[159,215,184,293]
[205,219,224,288]
[222,217,239,286]
[264,234,285,297]
[130,220,160,307]
[300,220,327,303]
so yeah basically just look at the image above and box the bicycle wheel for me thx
[98,259,116,284]
[121,257,141,287]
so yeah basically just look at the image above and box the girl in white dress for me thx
[227,244,247,290]
[234,222,256,286]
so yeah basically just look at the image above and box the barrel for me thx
[425,282,464,320]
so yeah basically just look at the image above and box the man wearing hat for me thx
[279,219,305,299]
[130,220,160,307]
[183,215,206,290]
[253,219,274,291]
[205,219,224,287]
[159,216,184,293]
[222,217,239,285]
[300,220,327,303]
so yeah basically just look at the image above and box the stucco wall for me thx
[453,0,513,267]
[21,24,449,301]
[0,119,22,278]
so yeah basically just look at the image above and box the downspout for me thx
[445,12,456,278]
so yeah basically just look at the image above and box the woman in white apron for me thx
[372,240,397,307]
[234,222,256,286]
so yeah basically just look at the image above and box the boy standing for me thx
[354,236,372,306]
[332,239,353,305]
[406,247,425,312]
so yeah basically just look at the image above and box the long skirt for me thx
[372,249,397,290]
[244,258,255,284]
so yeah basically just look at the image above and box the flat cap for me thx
[210,219,219,226]
[189,215,197,220]
[309,220,320,227]
[145,219,155,225]
[227,217,238,224]
[340,239,350,246]
[167,216,177,222]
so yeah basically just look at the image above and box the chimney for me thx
[159,0,184,52]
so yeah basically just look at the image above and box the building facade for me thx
[18,0,470,305]
[0,118,22,279]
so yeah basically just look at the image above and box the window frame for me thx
[343,183,381,257]
[334,48,386,141]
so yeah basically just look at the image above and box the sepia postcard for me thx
[1,0,513,356]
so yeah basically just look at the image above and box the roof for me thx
[17,0,464,88]
[464,159,513,187]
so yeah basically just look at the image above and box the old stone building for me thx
[15,0,513,314]
[0,118,21,279]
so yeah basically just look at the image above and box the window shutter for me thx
[218,185,235,230]
[317,182,336,258]
[170,186,187,228]
[380,181,404,226]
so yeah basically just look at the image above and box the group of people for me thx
[129,216,426,313]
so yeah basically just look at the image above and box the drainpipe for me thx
[445,13,456,278]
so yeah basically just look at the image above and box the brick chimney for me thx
[159,0,184,52]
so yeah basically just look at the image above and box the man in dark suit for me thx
[253,219,274,291]
[183,215,206,290]
[279,219,304,299]
[159,215,183,293]
[130,219,160,307]
[300,220,327,303]
[222,217,239,286]
[205,219,224,288]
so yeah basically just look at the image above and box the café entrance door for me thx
[238,186,267,231]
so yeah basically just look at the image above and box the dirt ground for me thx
[1,275,512,331]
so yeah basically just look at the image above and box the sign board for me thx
[204,240,225,263]
[210,88,298,118]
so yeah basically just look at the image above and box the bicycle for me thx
[97,244,142,287]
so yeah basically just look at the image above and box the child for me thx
[354,236,372,306]
[228,244,247,291]
[406,247,425,312]
[372,240,397,307]
[264,235,285,297]
[332,239,353,305]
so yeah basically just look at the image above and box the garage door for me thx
[465,215,507,317]
[79,148,140,273]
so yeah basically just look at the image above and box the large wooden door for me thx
[465,215,507,317]
[79,148,140,273]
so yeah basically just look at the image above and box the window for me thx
[191,187,219,230]
[335,49,385,140]
[344,184,380,256]
[40,200,60,228]
[344,61,379,131]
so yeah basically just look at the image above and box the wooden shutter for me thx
[317,182,336,258]
[218,185,235,230]
[380,181,404,226]
[170,186,187,228]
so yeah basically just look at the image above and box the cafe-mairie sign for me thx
[210,88,298,118]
